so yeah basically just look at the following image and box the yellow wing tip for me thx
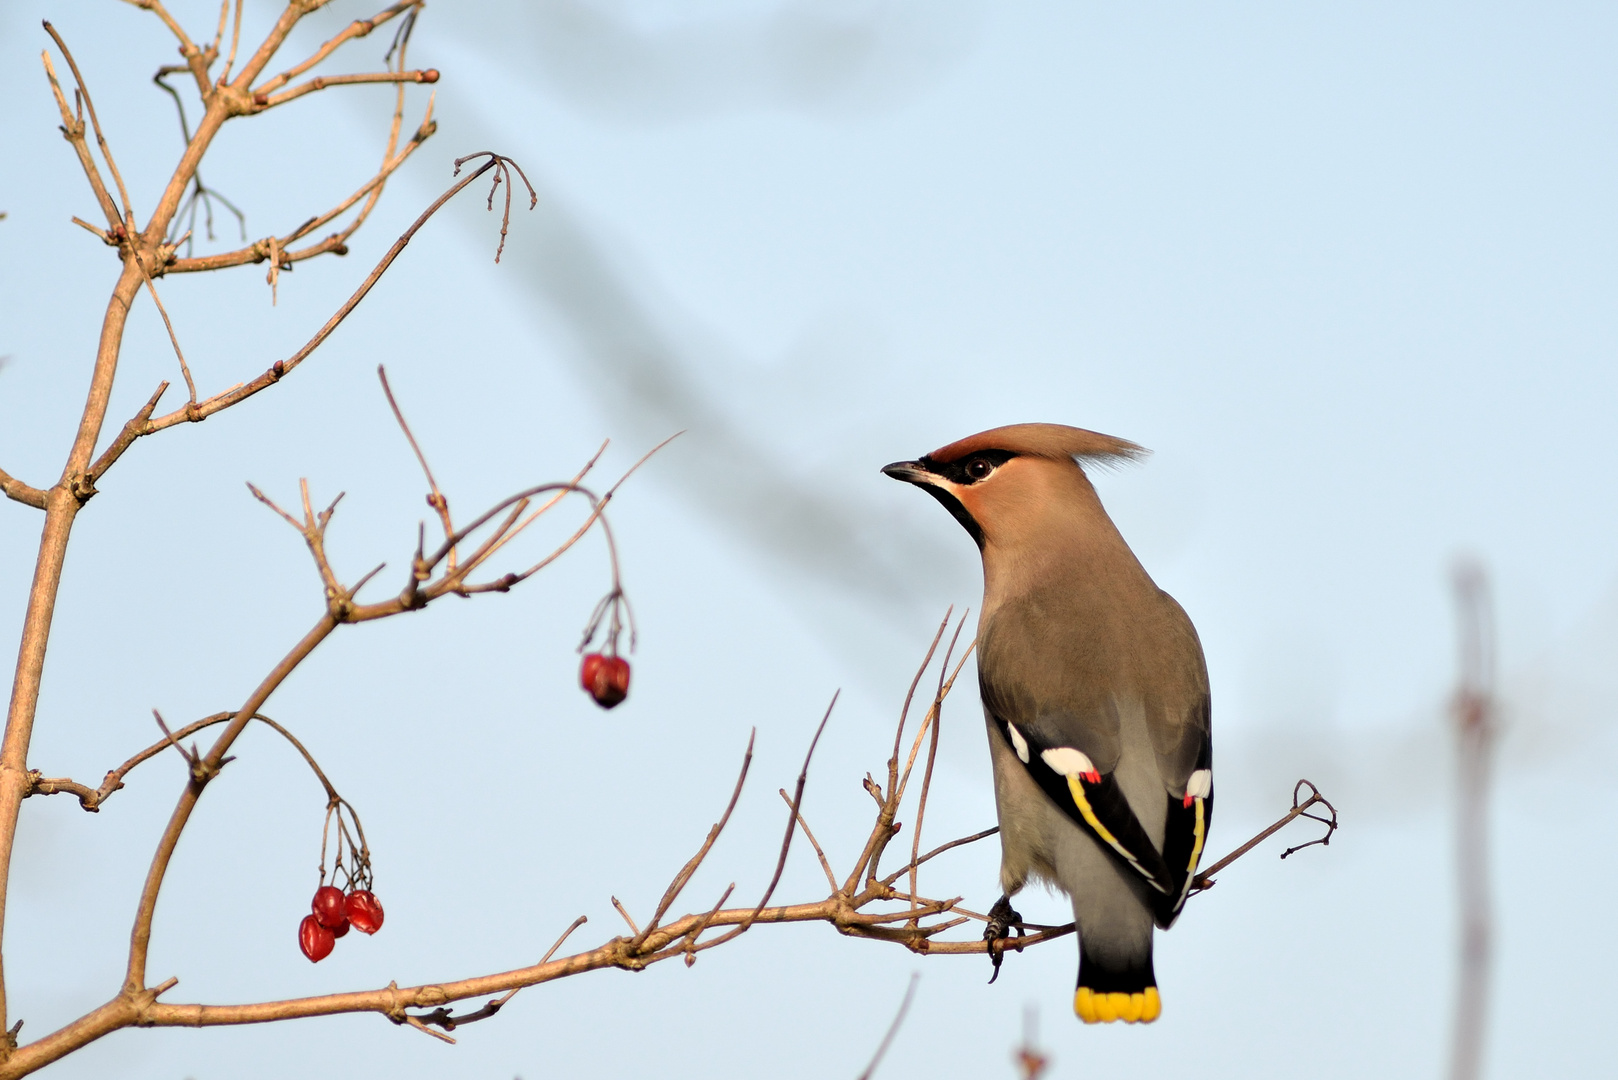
[1074,986,1161,1024]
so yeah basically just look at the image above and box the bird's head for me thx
[882,423,1147,550]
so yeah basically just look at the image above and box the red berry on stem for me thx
[299,914,335,962]
[345,890,385,935]
[580,653,630,709]
[311,884,347,929]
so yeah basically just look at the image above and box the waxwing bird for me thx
[883,424,1212,1025]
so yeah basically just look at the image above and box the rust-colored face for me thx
[883,424,1144,549]
[888,452,1076,549]
[881,447,1021,548]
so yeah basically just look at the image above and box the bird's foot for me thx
[983,894,1023,985]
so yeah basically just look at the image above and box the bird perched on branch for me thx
[883,424,1212,1025]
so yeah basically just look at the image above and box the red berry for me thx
[331,918,350,938]
[299,914,335,962]
[311,885,347,929]
[345,889,385,935]
[580,653,630,709]
[580,652,604,690]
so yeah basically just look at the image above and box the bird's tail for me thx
[1075,945,1160,1024]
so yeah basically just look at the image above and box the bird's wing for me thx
[1148,694,1212,928]
[983,685,1211,928]
[980,682,1177,900]
[1140,597,1215,926]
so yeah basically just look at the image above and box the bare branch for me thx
[86,383,169,486]
[1190,779,1339,893]
[635,733,755,946]
[845,611,952,896]
[401,912,589,1035]
[401,1014,454,1044]
[70,216,112,244]
[151,67,246,256]
[220,0,243,84]
[145,154,512,435]
[880,827,999,889]
[779,789,839,893]
[123,615,342,994]
[257,68,439,110]
[610,898,641,938]
[167,86,438,275]
[377,365,454,568]
[695,695,836,952]
[909,612,969,907]
[129,252,197,405]
[117,1,200,60]
[252,2,422,96]
[540,916,590,966]
[38,49,119,231]
[0,468,47,510]
[244,482,303,533]
[42,23,136,229]
[680,884,734,965]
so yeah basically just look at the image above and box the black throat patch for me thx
[913,449,1017,549]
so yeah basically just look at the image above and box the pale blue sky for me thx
[2,2,1615,1078]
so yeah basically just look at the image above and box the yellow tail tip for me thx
[1074,986,1161,1024]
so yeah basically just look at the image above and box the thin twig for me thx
[856,973,919,1080]
[252,2,422,95]
[376,365,454,567]
[636,732,755,946]
[118,1,201,63]
[146,154,509,435]
[402,1014,454,1044]
[681,884,735,964]
[0,467,47,510]
[417,913,591,1029]
[610,898,640,938]
[220,0,243,84]
[166,93,437,274]
[540,916,589,966]
[696,696,836,951]
[844,611,953,896]
[25,711,335,812]
[38,50,119,230]
[258,68,439,110]
[130,253,197,405]
[1191,779,1338,891]
[881,827,999,889]
[910,612,969,906]
[42,23,135,228]
[778,789,839,893]
[87,382,168,484]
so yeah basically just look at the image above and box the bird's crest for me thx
[926,423,1148,471]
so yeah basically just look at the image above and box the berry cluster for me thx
[578,586,634,710]
[580,652,630,708]
[298,793,381,962]
[299,885,385,963]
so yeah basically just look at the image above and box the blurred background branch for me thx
[1448,560,1496,1080]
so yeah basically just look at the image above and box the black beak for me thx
[881,457,983,549]
[881,460,933,485]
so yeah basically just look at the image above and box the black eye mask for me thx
[918,449,1017,486]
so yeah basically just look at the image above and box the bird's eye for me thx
[966,458,994,481]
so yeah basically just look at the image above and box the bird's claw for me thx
[983,894,1023,985]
